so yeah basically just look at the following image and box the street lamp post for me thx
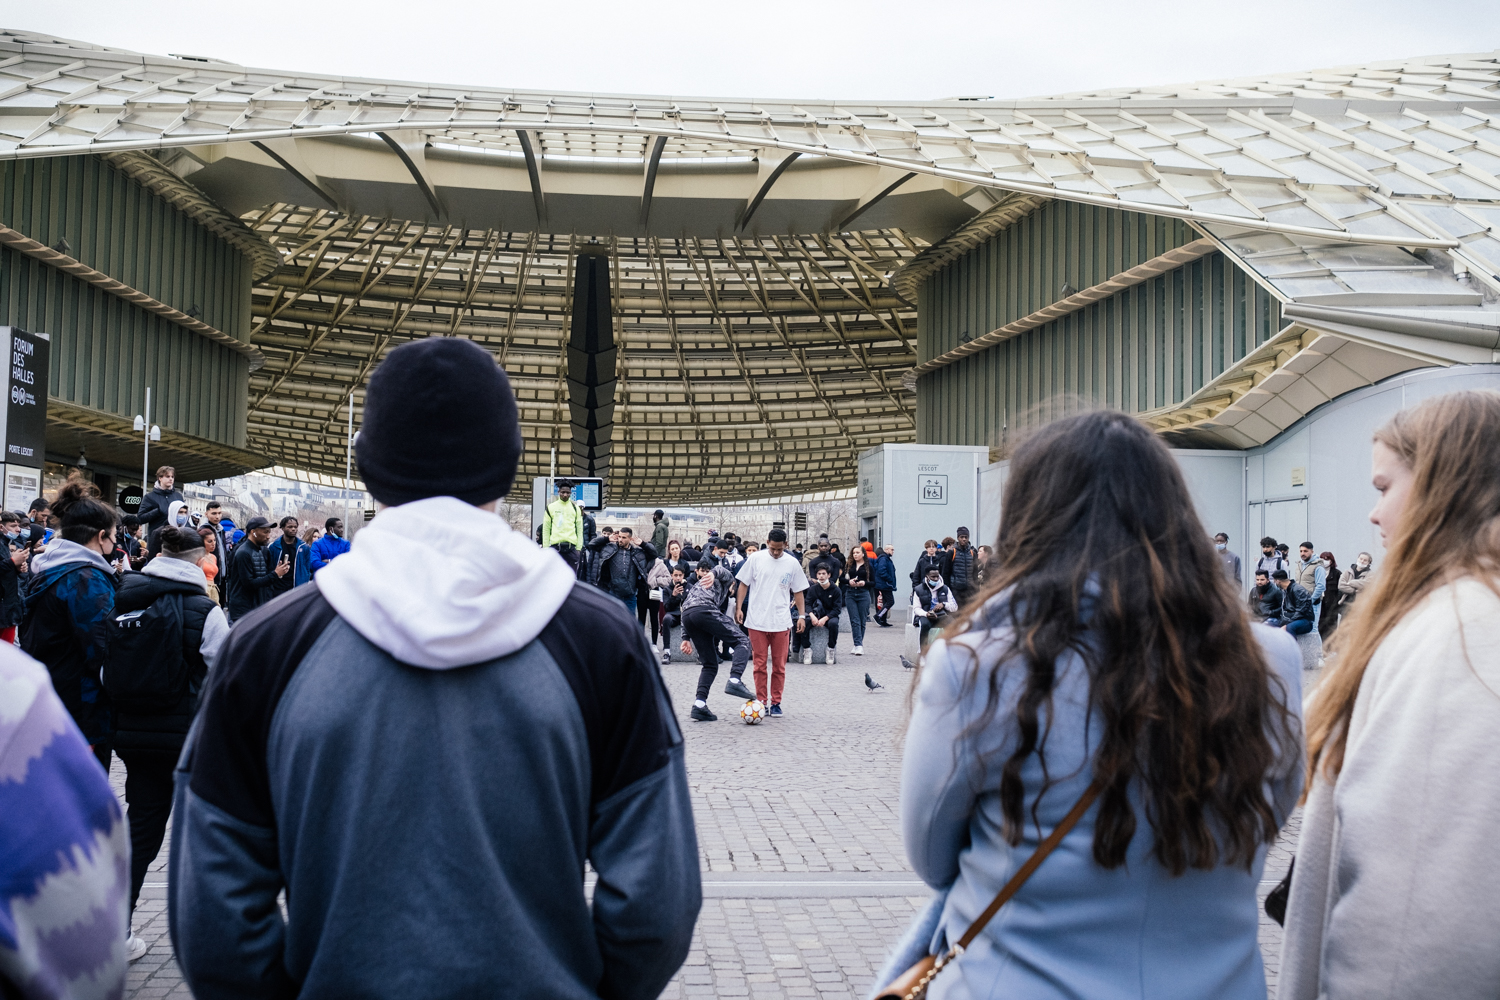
[132,387,161,490]
[344,391,354,531]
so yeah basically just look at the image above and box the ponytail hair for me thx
[157,525,205,555]
[50,479,118,545]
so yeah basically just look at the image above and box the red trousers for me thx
[748,628,790,706]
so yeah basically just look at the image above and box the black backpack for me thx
[104,593,190,714]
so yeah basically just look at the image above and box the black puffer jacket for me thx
[946,544,975,590]
[110,569,218,752]
[910,552,945,587]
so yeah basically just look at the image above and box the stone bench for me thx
[805,624,833,663]
[1295,628,1323,671]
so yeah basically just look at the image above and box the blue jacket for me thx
[898,596,1303,1000]
[309,533,350,574]
[266,536,313,588]
[19,541,119,745]
[872,552,897,590]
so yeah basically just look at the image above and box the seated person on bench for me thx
[911,566,957,645]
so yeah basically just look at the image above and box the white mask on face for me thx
[1216,542,1226,551]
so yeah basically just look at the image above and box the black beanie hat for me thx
[356,337,523,506]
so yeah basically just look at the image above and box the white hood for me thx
[315,496,577,669]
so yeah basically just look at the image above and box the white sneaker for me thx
[802,649,812,664]
[126,934,148,963]
[853,645,863,655]
[661,649,672,664]
[825,650,836,665]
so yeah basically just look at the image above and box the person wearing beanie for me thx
[108,523,226,959]
[170,336,700,1000]
[945,526,976,608]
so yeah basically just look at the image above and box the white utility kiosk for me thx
[857,443,990,620]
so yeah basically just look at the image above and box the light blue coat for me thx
[899,602,1303,1000]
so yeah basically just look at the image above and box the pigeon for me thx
[864,673,883,692]
[899,655,916,671]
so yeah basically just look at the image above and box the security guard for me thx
[542,479,584,570]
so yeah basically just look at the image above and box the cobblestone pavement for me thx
[113,609,1316,999]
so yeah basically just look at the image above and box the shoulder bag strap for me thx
[955,780,1104,950]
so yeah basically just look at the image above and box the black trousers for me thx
[875,589,896,621]
[683,607,750,701]
[638,584,661,643]
[661,611,682,648]
[817,618,839,648]
[119,748,178,914]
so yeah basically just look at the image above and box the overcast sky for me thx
[5,0,1497,101]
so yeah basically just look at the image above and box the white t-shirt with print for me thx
[735,550,809,633]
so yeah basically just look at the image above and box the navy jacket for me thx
[871,553,897,590]
[266,536,313,589]
[169,582,697,1000]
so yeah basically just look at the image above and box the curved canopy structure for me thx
[1,30,1498,501]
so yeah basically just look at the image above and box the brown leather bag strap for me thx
[955,781,1104,950]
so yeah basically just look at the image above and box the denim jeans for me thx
[845,587,871,645]
[614,590,637,615]
[1266,617,1313,636]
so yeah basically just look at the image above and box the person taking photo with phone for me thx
[224,516,289,624]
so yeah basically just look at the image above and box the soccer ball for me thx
[740,700,766,725]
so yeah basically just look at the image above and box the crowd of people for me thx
[536,488,995,722]
[0,469,355,970]
[4,334,1497,1000]
[1215,532,1376,642]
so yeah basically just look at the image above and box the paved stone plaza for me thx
[112,613,1305,999]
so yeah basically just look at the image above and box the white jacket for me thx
[1281,577,1500,999]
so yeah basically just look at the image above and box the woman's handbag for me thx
[875,781,1103,1000]
[1263,857,1294,926]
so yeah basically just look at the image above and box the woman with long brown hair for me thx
[1281,390,1500,999]
[884,410,1302,1000]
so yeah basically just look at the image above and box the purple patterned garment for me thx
[0,642,128,1000]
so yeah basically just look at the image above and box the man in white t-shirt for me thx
[734,528,808,717]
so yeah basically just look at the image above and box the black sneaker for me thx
[767,703,784,718]
[724,676,753,700]
[690,705,718,722]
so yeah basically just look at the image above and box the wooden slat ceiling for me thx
[246,205,922,503]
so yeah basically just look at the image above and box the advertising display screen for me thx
[569,479,604,511]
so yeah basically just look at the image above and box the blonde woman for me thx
[1282,390,1500,999]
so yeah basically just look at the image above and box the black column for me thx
[565,249,616,479]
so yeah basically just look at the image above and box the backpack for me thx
[104,593,190,714]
